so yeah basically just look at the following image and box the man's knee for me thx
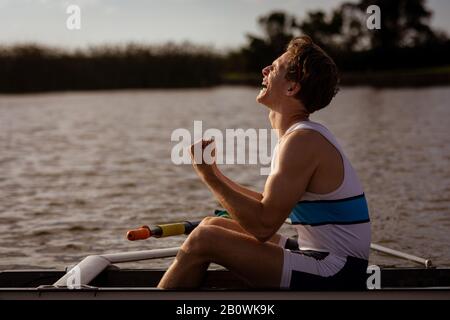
[199,216,224,227]
[182,225,215,256]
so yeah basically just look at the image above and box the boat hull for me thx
[1,268,450,300]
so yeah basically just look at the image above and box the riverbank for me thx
[222,66,450,88]
[1,65,450,94]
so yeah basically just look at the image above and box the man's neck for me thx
[269,109,309,138]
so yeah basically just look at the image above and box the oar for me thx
[370,243,432,268]
[127,213,433,268]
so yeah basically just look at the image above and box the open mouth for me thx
[261,78,268,88]
[257,77,269,97]
[259,86,267,95]
[260,80,268,93]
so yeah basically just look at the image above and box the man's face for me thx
[256,52,292,107]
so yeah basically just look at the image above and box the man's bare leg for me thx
[157,223,284,289]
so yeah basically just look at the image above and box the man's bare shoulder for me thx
[280,128,325,153]
[277,129,323,170]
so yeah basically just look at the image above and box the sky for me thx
[1,0,449,50]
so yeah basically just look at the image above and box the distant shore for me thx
[1,67,450,94]
[223,66,450,88]
[1,43,449,93]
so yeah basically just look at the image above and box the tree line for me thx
[226,0,449,74]
[0,43,222,93]
[0,0,448,93]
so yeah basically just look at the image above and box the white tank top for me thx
[271,121,371,260]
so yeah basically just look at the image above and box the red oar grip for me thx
[127,225,151,241]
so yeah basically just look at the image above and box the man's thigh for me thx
[198,224,284,288]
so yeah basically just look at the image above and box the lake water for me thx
[0,86,449,270]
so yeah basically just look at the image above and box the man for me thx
[158,36,371,290]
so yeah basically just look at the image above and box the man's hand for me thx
[190,138,217,181]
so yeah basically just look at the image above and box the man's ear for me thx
[286,82,301,96]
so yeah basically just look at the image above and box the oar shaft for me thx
[371,243,432,268]
[103,247,180,263]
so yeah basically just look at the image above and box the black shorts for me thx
[282,238,368,291]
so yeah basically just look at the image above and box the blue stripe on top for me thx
[289,194,370,226]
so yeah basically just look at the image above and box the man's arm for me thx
[193,130,319,242]
[213,167,263,201]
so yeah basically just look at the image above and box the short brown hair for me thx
[285,35,339,113]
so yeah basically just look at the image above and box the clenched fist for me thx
[190,138,217,181]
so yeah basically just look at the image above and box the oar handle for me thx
[126,211,229,241]
[126,221,201,241]
[127,225,152,241]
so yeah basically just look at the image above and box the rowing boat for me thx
[1,216,449,300]
[1,245,449,300]
[1,267,450,300]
